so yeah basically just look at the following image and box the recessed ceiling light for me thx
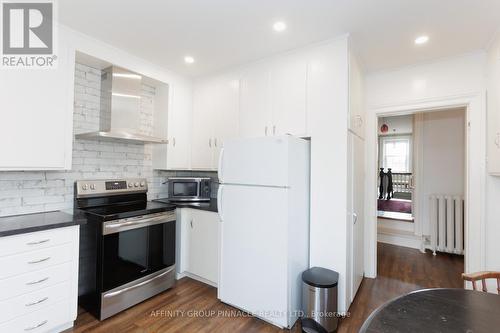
[273,21,287,32]
[184,56,195,64]
[415,35,429,45]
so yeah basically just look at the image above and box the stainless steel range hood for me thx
[75,66,167,144]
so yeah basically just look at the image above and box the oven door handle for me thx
[103,266,175,298]
[103,213,175,234]
[106,215,168,228]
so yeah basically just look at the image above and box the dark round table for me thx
[360,288,500,333]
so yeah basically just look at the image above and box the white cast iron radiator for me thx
[429,195,464,255]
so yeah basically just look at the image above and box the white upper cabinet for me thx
[152,81,192,170]
[192,82,216,170]
[213,79,240,166]
[191,77,240,170]
[239,56,308,138]
[348,53,365,138]
[239,66,272,138]
[0,41,75,170]
[168,84,192,169]
[270,57,307,137]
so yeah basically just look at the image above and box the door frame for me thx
[365,93,486,278]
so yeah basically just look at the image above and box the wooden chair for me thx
[462,271,500,294]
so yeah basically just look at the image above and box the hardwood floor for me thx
[338,242,464,333]
[68,243,463,333]
[67,277,302,333]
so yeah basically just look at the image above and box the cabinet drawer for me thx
[0,243,73,279]
[0,282,70,324]
[0,299,70,333]
[0,262,72,301]
[0,227,75,258]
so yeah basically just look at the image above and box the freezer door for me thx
[219,136,289,187]
[218,184,289,328]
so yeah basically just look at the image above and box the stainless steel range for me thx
[75,178,177,320]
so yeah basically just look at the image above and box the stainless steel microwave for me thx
[167,177,211,202]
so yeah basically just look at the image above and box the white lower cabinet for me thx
[0,226,79,332]
[178,208,220,286]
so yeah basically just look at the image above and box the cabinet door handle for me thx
[265,126,268,136]
[214,138,218,147]
[209,138,212,148]
[273,125,276,135]
[25,297,48,307]
[495,133,500,148]
[353,213,358,225]
[190,220,193,228]
[24,320,48,331]
[28,257,51,264]
[173,137,176,147]
[26,277,49,285]
[26,239,50,245]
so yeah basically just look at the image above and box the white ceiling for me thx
[59,0,500,77]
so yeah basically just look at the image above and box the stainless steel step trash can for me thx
[301,267,339,333]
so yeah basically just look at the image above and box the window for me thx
[380,136,411,173]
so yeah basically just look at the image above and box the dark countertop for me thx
[153,198,218,213]
[360,288,500,333]
[0,210,86,237]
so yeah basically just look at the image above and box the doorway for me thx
[377,115,414,223]
[376,109,466,261]
[365,93,486,281]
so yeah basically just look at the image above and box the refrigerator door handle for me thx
[217,185,224,221]
[218,148,225,183]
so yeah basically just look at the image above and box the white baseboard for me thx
[178,271,218,288]
[378,227,422,250]
[378,218,414,232]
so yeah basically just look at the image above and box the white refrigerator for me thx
[217,136,310,328]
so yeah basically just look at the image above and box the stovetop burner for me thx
[74,178,176,221]
[82,201,176,221]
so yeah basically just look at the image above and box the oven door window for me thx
[102,221,175,292]
[172,182,198,197]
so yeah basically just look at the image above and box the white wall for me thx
[420,108,466,236]
[378,115,413,136]
[486,33,500,273]
[365,52,487,277]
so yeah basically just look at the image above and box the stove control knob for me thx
[140,182,145,187]
[128,183,133,188]
[134,182,139,187]
[82,184,89,190]
[90,184,96,190]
